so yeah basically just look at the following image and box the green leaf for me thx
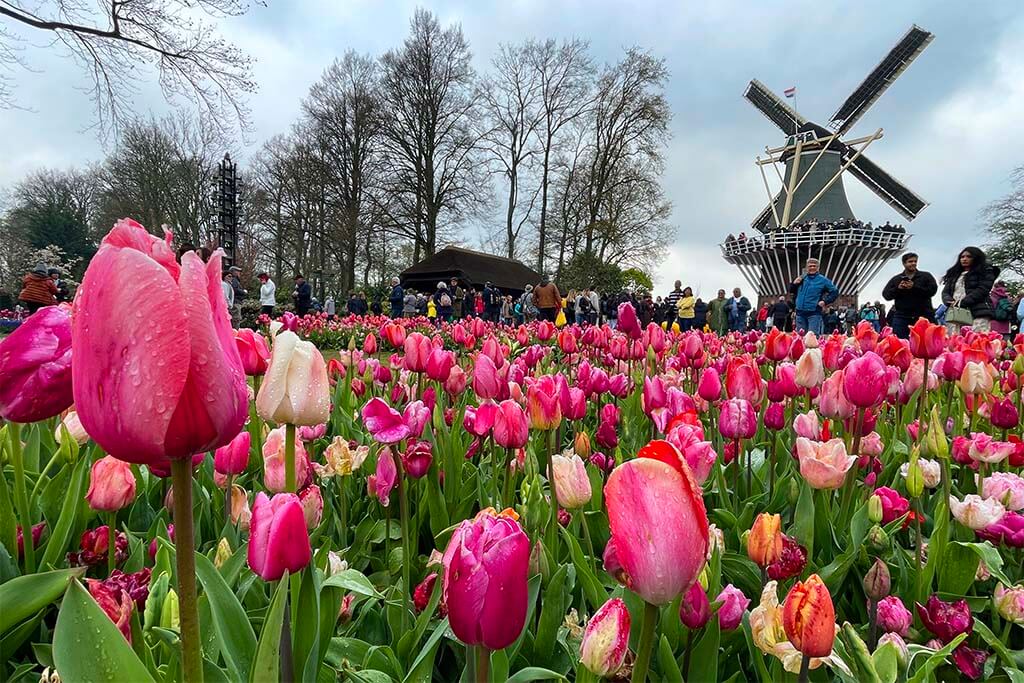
[505,667,568,683]
[0,567,82,636]
[38,457,88,570]
[791,484,815,560]
[0,609,44,663]
[250,572,289,683]
[194,551,256,680]
[322,569,384,598]
[688,620,721,683]
[489,647,510,683]
[873,642,899,683]
[973,619,1015,669]
[397,571,442,665]
[53,579,156,682]
[534,564,568,664]
[403,618,448,683]
[954,541,1012,586]
[657,634,684,683]
[907,633,967,683]
[560,525,605,611]
[937,543,979,595]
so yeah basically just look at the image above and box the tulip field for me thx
[2,219,1024,683]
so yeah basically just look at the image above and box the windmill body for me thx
[723,25,933,306]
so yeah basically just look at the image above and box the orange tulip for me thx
[782,574,836,658]
[748,513,783,568]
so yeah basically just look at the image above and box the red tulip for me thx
[72,219,248,465]
[764,328,793,361]
[766,534,808,581]
[442,509,530,650]
[557,329,578,354]
[86,579,134,642]
[493,400,529,449]
[247,492,312,581]
[908,319,946,359]
[214,430,251,476]
[719,398,757,440]
[86,455,137,512]
[401,440,433,478]
[605,440,709,605]
[0,306,73,422]
[381,321,406,349]
[234,328,270,376]
[363,332,378,355]
[726,356,764,404]
[782,574,836,657]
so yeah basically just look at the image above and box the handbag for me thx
[944,305,973,326]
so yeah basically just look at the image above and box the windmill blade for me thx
[744,80,808,135]
[845,152,928,220]
[750,200,776,232]
[829,25,934,134]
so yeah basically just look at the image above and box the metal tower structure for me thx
[723,25,934,303]
[212,153,239,270]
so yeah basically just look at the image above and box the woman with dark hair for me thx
[940,246,999,334]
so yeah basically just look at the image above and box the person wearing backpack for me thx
[990,281,1013,339]
[434,282,453,322]
[575,289,593,325]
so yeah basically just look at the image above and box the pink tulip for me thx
[968,433,1015,464]
[403,332,432,373]
[493,400,529,449]
[617,302,641,339]
[793,411,822,440]
[605,440,709,605]
[697,367,722,401]
[665,424,717,485]
[368,448,397,506]
[795,437,856,489]
[580,597,631,677]
[442,509,530,650]
[362,398,412,444]
[472,354,502,400]
[86,456,137,512]
[716,584,750,630]
[256,330,331,426]
[551,451,592,508]
[818,370,856,420]
[248,492,312,581]
[0,306,73,423]
[402,400,430,439]
[214,431,251,476]
[950,494,1006,529]
[679,581,711,629]
[719,398,757,440]
[445,364,467,395]
[982,472,1024,511]
[562,387,587,421]
[643,376,667,415]
[876,596,912,636]
[425,348,455,382]
[73,219,248,464]
[262,426,311,492]
[527,375,562,430]
[607,373,629,399]
[234,329,270,376]
[463,402,498,438]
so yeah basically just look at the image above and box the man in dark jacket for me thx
[483,282,501,323]
[693,298,709,330]
[293,274,312,315]
[881,252,938,338]
[768,296,791,330]
[388,278,404,318]
[726,288,752,332]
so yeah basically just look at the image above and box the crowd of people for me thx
[725,218,906,244]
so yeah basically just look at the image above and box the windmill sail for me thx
[744,80,807,134]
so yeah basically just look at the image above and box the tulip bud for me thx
[788,478,800,505]
[214,537,232,569]
[86,456,137,512]
[161,588,180,630]
[55,410,90,446]
[990,398,1020,431]
[921,406,949,460]
[574,432,592,459]
[747,513,783,567]
[679,580,711,629]
[1012,353,1024,376]
[763,402,786,431]
[580,597,631,677]
[868,495,884,524]
[863,558,891,601]
[866,525,889,554]
[905,454,924,499]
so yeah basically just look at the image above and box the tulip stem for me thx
[501,447,513,508]
[8,423,35,573]
[579,510,597,574]
[224,473,233,531]
[797,653,810,683]
[285,423,297,493]
[170,457,204,683]
[631,601,659,683]
[338,477,348,549]
[546,430,560,553]
[107,513,117,575]
[397,468,412,637]
[475,645,490,682]
[682,629,695,679]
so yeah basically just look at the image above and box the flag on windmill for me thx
[783,86,796,98]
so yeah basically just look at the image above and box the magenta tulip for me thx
[605,440,709,605]
[617,302,641,339]
[719,398,757,440]
[0,306,73,422]
[472,354,502,400]
[763,402,786,431]
[72,219,248,464]
[247,492,312,581]
[442,509,530,650]
[214,431,251,476]
[679,581,711,629]
[402,400,430,439]
[716,584,750,630]
[841,352,889,408]
[234,328,270,376]
[463,402,498,438]
[362,398,412,444]
[425,348,455,382]
[368,448,397,506]
[493,400,529,449]
[697,367,722,402]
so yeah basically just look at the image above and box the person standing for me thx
[533,275,561,323]
[726,287,752,332]
[693,297,708,330]
[676,287,696,331]
[258,273,277,317]
[788,259,838,335]
[756,303,769,331]
[403,288,418,318]
[587,287,600,325]
[575,290,591,325]
[221,271,235,312]
[940,246,998,334]
[989,281,1013,339]
[227,266,246,327]
[48,268,70,303]
[665,280,684,315]
[434,282,453,322]
[483,282,501,323]
[388,277,404,318]
[325,295,336,317]
[17,264,58,313]
[768,296,791,330]
[501,295,513,325]
[293,274,312,315]
[708,289,728,336]
[881,252,938,338]
[519,285,536,323]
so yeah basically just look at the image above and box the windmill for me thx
[722,25,934,303]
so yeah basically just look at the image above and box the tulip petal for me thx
[606,457,709,605]
[164,251,248,458]
[72,244,190,464]
[257,331,296,420]
[478,524,529,649]
[266,496,312,577]
[248,492,271,578]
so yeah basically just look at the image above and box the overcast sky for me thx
[2,1,1022,302]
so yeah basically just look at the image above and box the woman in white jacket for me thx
[258,273,276,316]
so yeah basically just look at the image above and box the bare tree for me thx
[982,164,1024,281]
[480,42,542,260]
[527,38,594,273]
[378,8,485,262]
[0,0,255,136]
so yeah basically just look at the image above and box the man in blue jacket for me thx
[788,258,839,335]
[388,277,404,318]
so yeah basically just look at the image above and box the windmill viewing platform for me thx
[726,24,933,305]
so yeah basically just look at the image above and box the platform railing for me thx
[720,227,908,257]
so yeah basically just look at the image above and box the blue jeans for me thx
[795,311,823,335]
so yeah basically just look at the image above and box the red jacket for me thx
[19,274,57,305]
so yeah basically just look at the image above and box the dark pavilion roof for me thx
[400,246,543,293]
